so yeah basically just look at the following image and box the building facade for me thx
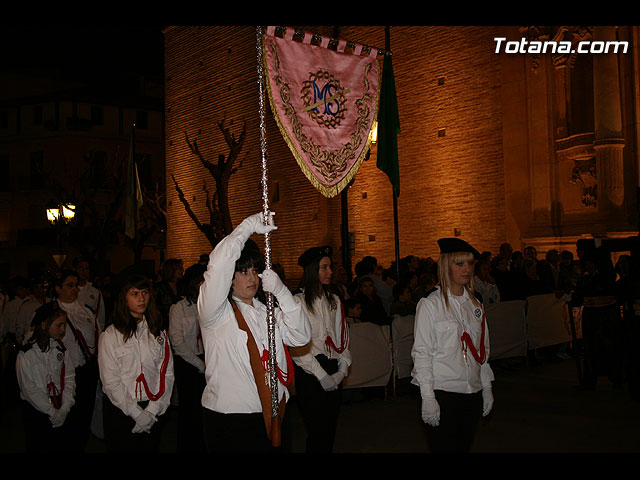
[163,25,639,286]
[0,69,165,280]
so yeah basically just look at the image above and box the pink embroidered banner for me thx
[263,26,381,198]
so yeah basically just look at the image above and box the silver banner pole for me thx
[255,25,280,429]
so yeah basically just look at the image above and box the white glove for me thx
[331,362,349,386]
[421,396,440,426]
[50,409,68,428]
[482,387,494,416]
[240,211,277,236]
[132,409,157,434]
[318,374,338,391]
[331,371,346,386]
[259,269,287,298]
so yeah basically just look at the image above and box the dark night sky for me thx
[1,24,166,77]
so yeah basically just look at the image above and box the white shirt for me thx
[1,296,29,337]
[77,282,106,332]
[169,298,205,373]
[292,292,351,380]
[98,319,174,419]
[16,338,76,416]
[58,299,99,369]
[411,287,494,397]
[197,222,311,414]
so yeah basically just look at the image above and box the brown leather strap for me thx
[231,300,285,445]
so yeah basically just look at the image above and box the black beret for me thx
[437,238,480,259]
[298,246,333,269]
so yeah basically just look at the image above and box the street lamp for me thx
[46,203,76,268]
[46,203,76,224]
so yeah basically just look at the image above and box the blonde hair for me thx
[437,251,480,310]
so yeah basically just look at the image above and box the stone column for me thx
[593,25,625,213]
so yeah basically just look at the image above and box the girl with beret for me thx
[411,238,495,452]
[292,245,351,453]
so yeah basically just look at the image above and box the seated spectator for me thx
[524,245,538,261]
[491,255,518,301]
[499,243,513,265]
[511,250,524,272]
[519,257,550,298]
[344,298,362,324]
[354,276,390,326]
[560,250,578,292]
[474,259,500,304]
[390,283,416,317]
[400,271,419,295]
[411,272,437,303]
[359,256,393,316]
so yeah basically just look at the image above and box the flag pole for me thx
[377,26,401,281]
[256,25,281,446]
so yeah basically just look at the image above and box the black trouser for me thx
[202,407,278,454]
[21,400,72,452]
[174,354,206,452]
[1,341,19,408]
[102,396,166,453]
[67,357,99,451]
[582,305,625,387]
[293,354,342,453]
[425,390,483,453]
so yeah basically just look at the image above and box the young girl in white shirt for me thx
[98,274,174,453]
[411,238,495,453]
[16,302,76,452]
[197,211,311,453]
[292,245,351,453]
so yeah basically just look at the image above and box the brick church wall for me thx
[164,26,505,286]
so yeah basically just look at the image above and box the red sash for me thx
[135,330,171,401]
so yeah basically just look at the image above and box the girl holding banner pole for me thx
[411,238,495,453]
[197,211,311,453]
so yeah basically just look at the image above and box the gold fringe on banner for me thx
[262,27,382,198]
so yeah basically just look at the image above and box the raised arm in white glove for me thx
[482,386,494,416]
[132,409,157,434]
[259,269,288,298]
[421,396,440,426]
[239,211,277,236]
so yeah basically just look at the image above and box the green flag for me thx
[124,127,143,239]
[376,46,400,197]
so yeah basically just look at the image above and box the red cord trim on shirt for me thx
[47,355,65,410]
[135,331,171,401]
[325,301,349,354]
[460,308,487,364]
